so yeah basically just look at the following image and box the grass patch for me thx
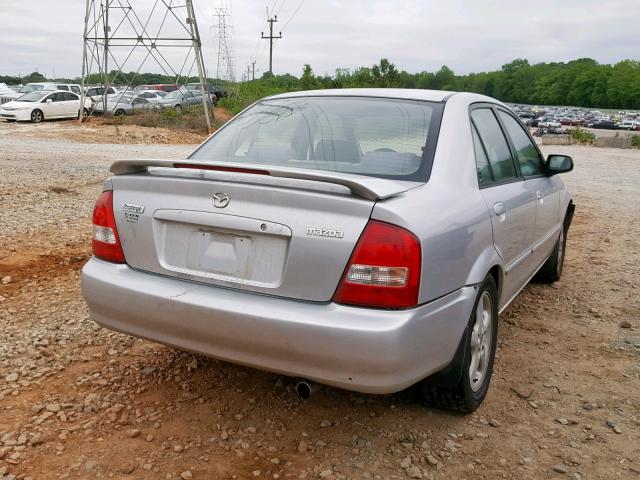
[570,127,597,145]
[217,83,290,114]
[102,105,225,134]
[631,134,640,148]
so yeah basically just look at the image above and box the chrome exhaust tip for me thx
[295,380,316,399]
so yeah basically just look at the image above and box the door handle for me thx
[493,202,506,216]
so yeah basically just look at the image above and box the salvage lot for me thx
[0,121,639,480]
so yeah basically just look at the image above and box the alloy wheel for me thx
[469,291,493,392]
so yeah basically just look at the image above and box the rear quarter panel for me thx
[371,93,502,304]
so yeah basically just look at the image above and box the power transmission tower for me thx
[214,6,235,85]
[251,60,256,80]
[80,0,213,132]
[261,16,282,75]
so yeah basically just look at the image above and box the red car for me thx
[135,84,178,93]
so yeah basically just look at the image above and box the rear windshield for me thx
[190,96,443,181]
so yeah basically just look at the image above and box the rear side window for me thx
[57,85,69,91]
[471,124,493,186]
[63,92,78,101]
[471,109,517,183]
[70,86,80,94]
[497,111,544,177]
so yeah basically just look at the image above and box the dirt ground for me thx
[0,122,639,480]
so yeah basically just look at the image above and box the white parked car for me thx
[0,82,82,104]
[0,90,92,123]
[85,86,118,102]
[0,83,13,96]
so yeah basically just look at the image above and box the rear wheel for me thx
[534,227,566,283]
[114,109,125,117]
[174,104,182,114]
[31,109,43,123]
[79,108,89,120]
[420,275,498,413]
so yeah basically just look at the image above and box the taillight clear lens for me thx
[92,190,126,263]
[333,220,421,309]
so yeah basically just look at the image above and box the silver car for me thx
[94,93,154,116]
[157,87,211,112]
[81,89,574,412]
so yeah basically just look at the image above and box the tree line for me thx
[3,57,639,110]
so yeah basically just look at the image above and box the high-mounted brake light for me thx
[91,190,125,263]
[333,220,421,309]
[174,163,270,176]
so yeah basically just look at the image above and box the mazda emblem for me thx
[213,192,230,208]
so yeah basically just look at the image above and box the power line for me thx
[281,0,305,32]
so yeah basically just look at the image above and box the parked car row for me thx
[0,82,226,122]
[510,104,640,131]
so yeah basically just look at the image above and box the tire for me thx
[114,109,126,117]
[533,226,566,284]
[31,109,43,123]
[174,104,182,114]
[79,108,89,120]
[420,275,499,413]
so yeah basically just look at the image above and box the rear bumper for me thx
[81,258,476,394]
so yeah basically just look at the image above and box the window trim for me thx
[494,107,547,180]
[469,104,523,189]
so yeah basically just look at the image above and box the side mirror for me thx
[546,154,573,175]
[46,98,53,104]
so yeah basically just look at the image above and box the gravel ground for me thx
[0,125,639,480]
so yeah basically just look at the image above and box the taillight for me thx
[333,220,421,309]
[91,190,125,263]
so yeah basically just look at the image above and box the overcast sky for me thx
[0,0,638,80]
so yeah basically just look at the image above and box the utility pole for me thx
[251,60,256,80]
[247,65,251,82]
[261,16,282,75]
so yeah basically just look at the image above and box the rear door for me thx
[471,107,538,306]
[496,109,561,266]
[61,92,80,116]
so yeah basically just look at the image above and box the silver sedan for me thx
[94,94,155,116]
[81,89,574,413]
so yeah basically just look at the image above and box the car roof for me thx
[265,88,505,109]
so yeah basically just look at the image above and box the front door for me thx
[42,92,66,118]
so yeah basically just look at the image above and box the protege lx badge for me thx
[306,227,344,238]
[122,203,145,223]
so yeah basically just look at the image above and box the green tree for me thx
[300,64,318,90]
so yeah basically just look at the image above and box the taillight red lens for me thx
[92,190,125,263]
[333,220,421,309]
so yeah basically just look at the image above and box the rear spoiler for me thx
[110,159,417,201]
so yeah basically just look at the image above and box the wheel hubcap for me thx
[469,291,493,392]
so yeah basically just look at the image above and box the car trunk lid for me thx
[110,161,419,302]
